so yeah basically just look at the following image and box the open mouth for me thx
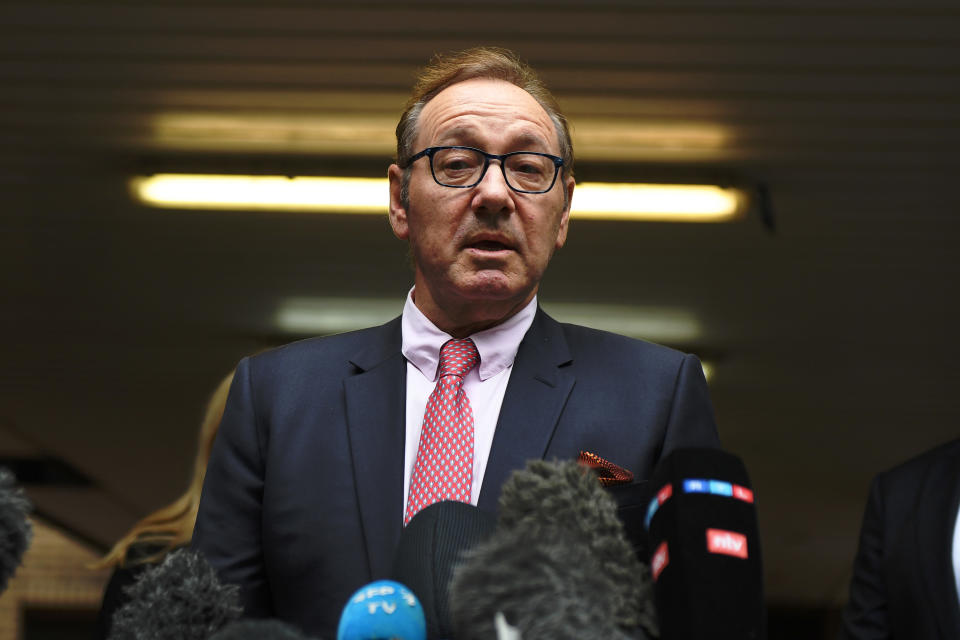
[470,240,511,251]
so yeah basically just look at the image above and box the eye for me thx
[513,161,546,176]
[507,154,550,179]
[443,158,473,171]
[436,150,481,173]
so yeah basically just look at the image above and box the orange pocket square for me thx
[578,451,634,486]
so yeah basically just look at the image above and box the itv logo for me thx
[706,528,748,559]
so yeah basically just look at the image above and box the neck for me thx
[412,286,535,338]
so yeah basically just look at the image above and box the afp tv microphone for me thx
[337,580,426,640]
[645,448,766,639]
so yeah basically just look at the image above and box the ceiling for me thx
[2,0,959,612]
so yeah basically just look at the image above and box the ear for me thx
[388,163,410,240]
[554,175,574,249]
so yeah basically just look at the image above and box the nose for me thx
[471,158,514,215]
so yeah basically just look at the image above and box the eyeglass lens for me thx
[431,148,556,192]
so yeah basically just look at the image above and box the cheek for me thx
[408,214,456,257]
[526,211,564,249]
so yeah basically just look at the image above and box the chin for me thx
[457,276,531,306]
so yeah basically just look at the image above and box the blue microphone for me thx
[337,580,426,640]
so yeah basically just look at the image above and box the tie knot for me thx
[438,339,480,378]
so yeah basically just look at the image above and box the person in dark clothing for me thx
[838,438,960,639]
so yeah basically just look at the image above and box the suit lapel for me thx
[477,309,575,511]
[343,318,406,579]
[913,442,960,637]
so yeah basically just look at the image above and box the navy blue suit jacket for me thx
[839,439,960,639]
[193,308,720,638]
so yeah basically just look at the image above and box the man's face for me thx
[388,77,574,330]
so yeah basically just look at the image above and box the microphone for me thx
[391,500,497,639]
[449,459,657,639]
[0,467,33,593]
[645,448,765,639]
[210,618,317,640]
[107,548,242,640]
[336,580,426,640]
[449,525,637,640]
[496,459,656,633]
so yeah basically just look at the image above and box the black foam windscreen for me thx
[450,459,657,640]
[646,448,765,640]
[497,459,656,634]
[0,467,32,593]
[108,548,242,640]
[448,526,636,640]
[209,619,316,640]
[390,501,497,640]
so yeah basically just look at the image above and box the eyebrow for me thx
[434,126,552,152]
[434,126,479,146]
[510,131,551,151]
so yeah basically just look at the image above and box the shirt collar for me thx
[401,287,537,382]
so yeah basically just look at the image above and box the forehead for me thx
[416,77,559,152]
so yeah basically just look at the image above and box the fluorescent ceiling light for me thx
[276,298,701,344]
[573,183,742,222]
[150,112,396,154]
[539,302,702,344]
[572,119,730,162]
[700,361,714,383]
[274,297,711,380]
[149,111,728,161]
[275,297,405,335]
[132,174,743,221]
[131,174,387,213]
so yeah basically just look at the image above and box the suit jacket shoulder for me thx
[875,438,960,496]
[557,320,695,377]
[839,438,960,639]
[551,315,721,460]
[245,317,402,383]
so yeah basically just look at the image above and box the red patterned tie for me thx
[404,338,480,525]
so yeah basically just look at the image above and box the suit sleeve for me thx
[838,475,889,640]
[192,356,274,617]
[659,353,722,456]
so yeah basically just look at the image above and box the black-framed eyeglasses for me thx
[405,146,564,194]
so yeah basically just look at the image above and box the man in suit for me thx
[839,438,960,639]
[193,47,720,639]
